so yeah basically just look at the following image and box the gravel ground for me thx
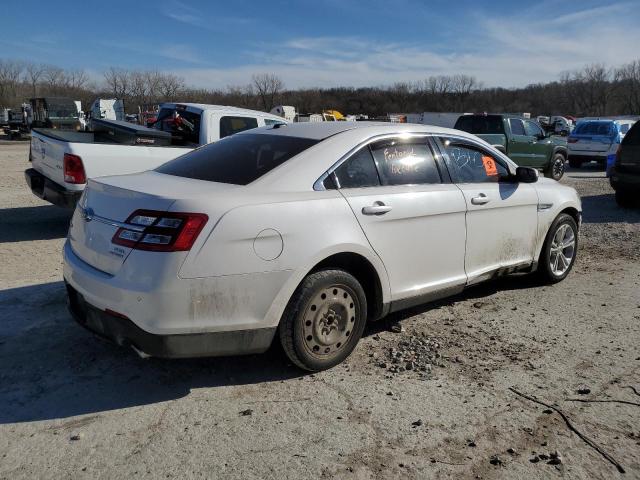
[1,141,639,480]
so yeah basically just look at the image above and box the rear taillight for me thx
[112,209,208,252]
[63,153,86,183]
[567,137,578,143]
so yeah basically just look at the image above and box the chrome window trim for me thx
[313,132,445,191]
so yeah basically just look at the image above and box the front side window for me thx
[509,119,525,136]
[156,133,318,185]
[438,137,509,183]
[370,139,441,185]
[524,120,544,137]
[333,147,380,188]
[220,116,259,139]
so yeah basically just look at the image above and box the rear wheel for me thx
[537,213,578,283]
[279,269,367,371]
[568,158,583,168]
[545,153,565,181]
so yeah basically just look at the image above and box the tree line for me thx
[2,58,640,118]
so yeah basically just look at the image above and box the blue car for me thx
[567,119,636,171]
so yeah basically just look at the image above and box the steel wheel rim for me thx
[301,284,359,358]
[553,157,564,179]
[549,223,575,276]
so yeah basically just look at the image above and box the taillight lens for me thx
[63,153,86,183]
[112,209,208,252]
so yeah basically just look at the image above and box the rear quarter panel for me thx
[176,192,390,328]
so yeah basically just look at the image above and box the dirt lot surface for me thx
[1,141,639,479]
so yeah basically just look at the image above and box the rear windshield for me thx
[454,115,504,134]
[573,121,613,136]
[152,107,201,146]
[623,122,640,145]
[156,133,319,185]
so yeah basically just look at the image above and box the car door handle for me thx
[362,202,392,215]
[471,193,490,205]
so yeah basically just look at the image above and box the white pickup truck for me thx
[25,103,285,208]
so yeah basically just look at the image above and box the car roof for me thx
[244,121,469,141]
[160,102,283,118]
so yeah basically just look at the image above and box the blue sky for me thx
[3,0,639,89]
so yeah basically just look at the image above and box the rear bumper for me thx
[66,281,276,358]
[24,168,81,208]
[567,153,607,162]
[609,167,640,192]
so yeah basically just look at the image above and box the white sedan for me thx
[64,122,581,371]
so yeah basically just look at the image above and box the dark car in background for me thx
[454,114,568,180]
[609,121,640,207]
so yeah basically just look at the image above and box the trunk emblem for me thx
[82,207,94,222]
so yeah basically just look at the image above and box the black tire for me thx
[615,190,636,208]
[568,158,582,169]
[537,213,579,284]
[544,153,566,181]
[279,269,368,371]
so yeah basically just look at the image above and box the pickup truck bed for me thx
[28,128,191,208]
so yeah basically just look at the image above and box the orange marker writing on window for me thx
[482,156,498,176]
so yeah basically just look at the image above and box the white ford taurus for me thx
[64,122,581,370]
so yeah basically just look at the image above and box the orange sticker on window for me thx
[482,155,498,176]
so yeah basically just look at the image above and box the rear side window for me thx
[153,107,201,146]
[370,139,441,185]
[509,119,525,136]
[438,137,509,183]
[156,133,318,185]
[264,118,284,126]
[220,116,259,139]
[454,115,504,134]
[333,147,380,188]
[623,122,640,145]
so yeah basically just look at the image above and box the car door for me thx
[506,118,534,166]
[328,135,468,304]
[435,136,539,284]
[524,120,552,168]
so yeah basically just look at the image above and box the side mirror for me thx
[515,166,539,183]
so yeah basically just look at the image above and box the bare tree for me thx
[25,62,46,97]
[157,73,184,101]
[103,67,130,98]
[252,73,284,111]
[65,69,89,90]
[0,59,25,106]
[614,60,640,114]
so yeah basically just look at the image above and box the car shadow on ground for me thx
[580,194,640,224]
[0,205,72,242]
[0,281,303,424]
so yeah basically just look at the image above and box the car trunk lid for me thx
[68,171,238,275]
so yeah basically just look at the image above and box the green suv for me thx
[454,114,568,180]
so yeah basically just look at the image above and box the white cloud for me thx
[164,3,640,90]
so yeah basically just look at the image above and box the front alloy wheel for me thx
[549,223,576,276]
[538,213,578,283]
[279,269,367,371]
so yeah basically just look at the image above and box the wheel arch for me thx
[552,145,568,159]
[309,252,387,322]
